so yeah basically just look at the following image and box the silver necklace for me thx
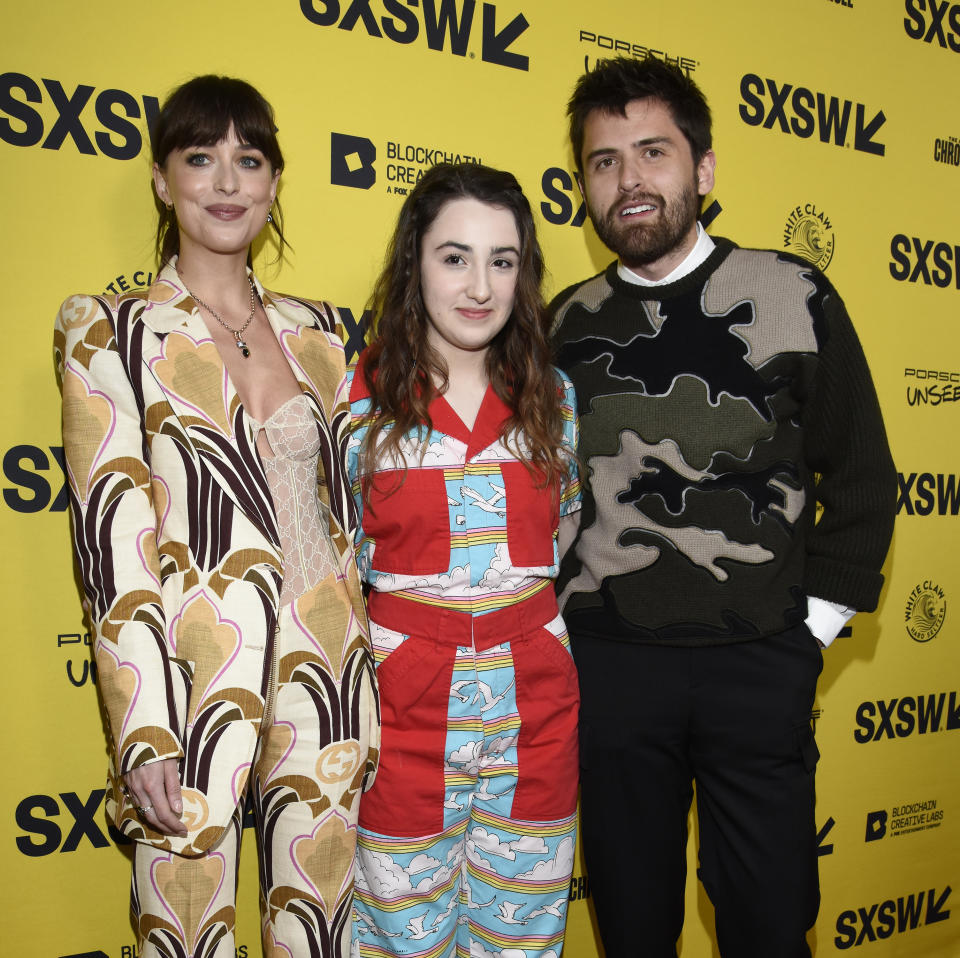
[178,271,257,358]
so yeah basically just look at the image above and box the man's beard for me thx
[589,179,699,269]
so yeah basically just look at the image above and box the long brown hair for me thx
[358,162,568,494]
[150,75,288,265]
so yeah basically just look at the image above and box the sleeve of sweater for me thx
[801,282,896,612]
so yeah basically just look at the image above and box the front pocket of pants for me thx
[510,628,580,819]
[793,719,820,774]
[359,630,451,836]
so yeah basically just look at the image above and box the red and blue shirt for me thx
[346,366,580,614]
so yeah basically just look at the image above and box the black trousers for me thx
[574,625,822,958]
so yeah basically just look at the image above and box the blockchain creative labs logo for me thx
[330,133,377,190]
[783,203,835,270]
[68,944,250,958]
[904,580,947,642]
[904,366,960,407]
[330,131,482,195]
[865,797,946,842]
[577,28,698,75]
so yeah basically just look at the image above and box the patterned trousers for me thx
[353,586,579,958]
[131,580,378,958]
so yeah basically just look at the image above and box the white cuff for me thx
[805,596,856,648]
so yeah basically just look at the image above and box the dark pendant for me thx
[235,335,251,358]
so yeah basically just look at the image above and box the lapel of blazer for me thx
[137,262,279,547]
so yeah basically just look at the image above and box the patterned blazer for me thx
[54,262,375,856]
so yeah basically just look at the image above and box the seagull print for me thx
[460,484,507,517]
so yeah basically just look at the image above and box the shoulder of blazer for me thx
[261,289,339,335]
[57,288,148,337]
[54,289,155,394]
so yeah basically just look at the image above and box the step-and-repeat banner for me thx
[2,0,957,954]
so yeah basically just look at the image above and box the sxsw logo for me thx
[331,133,377,190]
[539,166,723,231]
[817,816,836,856]
[889,235,960,289]
[16,788,261,858]
[904,0,960,51]
[738,74,886,156]
[540,168,587,228]
[300,0,530,71]
[3,444,67,513]
[834,885,951,948]
[897,472,960,515]
[336,304,372,362]
[854,691,960,742]
[0,73,158,160]
[15,789,120,856]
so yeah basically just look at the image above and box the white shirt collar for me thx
[617,222,716,287]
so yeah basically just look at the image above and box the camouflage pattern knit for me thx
[550,237,895,646]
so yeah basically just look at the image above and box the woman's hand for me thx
[124,759,188,837]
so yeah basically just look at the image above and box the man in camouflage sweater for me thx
[551,57,895,957]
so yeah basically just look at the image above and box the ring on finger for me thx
[136,804,153,817]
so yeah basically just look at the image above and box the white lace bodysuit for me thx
[248,393,339,607]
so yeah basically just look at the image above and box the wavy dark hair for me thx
[568,56,712,170]
[358,162,568,496]
[150,74,287,265]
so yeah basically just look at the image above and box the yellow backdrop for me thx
[2,0,957,955]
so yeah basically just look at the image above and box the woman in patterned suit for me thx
[347,163,581,957]
[55,75,377,958]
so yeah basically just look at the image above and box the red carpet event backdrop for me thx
[2,0,957,954]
